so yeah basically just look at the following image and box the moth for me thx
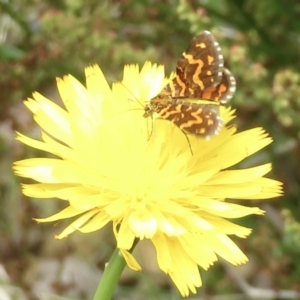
[143,31,236,138]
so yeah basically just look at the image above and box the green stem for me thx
[93,241,138,300]
[93,249,126,300]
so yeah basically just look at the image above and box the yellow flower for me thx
[14,62,283,297]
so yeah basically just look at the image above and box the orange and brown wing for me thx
[164,31,236,103]
[200,68,236,103]
[155,100,222,138]
[165,31,224,98]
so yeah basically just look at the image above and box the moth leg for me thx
[146,115,154,141]
[180,129,194,155]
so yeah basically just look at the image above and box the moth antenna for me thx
[118,81,154,139]
[118,81,146,109]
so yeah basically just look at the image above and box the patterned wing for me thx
[165,31,224,98]
[200,68,236,103]
[155,99,222,138]
[164,31,236,103]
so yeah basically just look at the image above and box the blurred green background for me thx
[1,0,300,299]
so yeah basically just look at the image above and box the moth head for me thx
[143,104,153,118]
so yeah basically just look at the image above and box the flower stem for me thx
[93,240,138,300]
[93,248,126,300]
